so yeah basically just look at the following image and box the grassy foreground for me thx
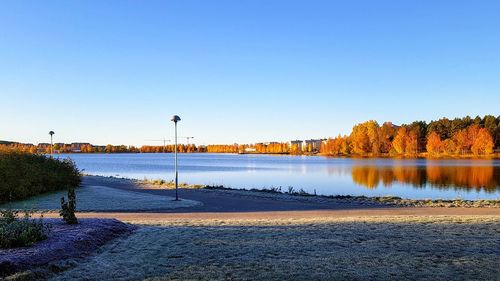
[1,185,201,212]
[49,216,500,281]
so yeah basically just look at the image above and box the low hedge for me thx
[0,209,50,249]
[0,150,81,203]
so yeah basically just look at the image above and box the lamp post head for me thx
[171,115,181,123]
[49,131,55,136]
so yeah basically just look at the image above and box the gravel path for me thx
[81,176,392,212]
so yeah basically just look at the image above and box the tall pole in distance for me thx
[49,131,55,156]
[171,115,181,201]
[175,122,178,200]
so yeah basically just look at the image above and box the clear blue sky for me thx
[1,0,499,146]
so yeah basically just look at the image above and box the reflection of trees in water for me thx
[351,166,381,189]
[351,164,499,192]
[351,166,426,189]
[326,166,351,177]
[426,165,497,190]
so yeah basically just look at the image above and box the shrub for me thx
[0,149,81,203]
[0,209,51,249]
[60,188,78,224]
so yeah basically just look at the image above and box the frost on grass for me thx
[0,219,134,278]
[0,185,201,211]
[50,216,500,281]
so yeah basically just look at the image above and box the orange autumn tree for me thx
[392,127,408,154]
[321,135,351,156]
[391,126,419,155]
[471,128,494,155]
[405,130,419,155]
[350,121,380,155]
[452,129,469,154]
[206,144,239,153]
[426,132,442,155]
[379,122,396,153]
[350,123,371,154]
[441,139,457,155]
[321,137,337,155]
[366,121,381,154]
[453,124,483,154]
[321,135,345,155]
[467,124,481,147]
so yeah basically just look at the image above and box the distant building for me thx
[36,143,51,153]
[304,139,323,153]
[71,143,91,149]
[70,142,91,153]
[94,145,106,152]
[290,140,303,153]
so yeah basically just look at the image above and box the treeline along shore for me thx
[2,115,500,157]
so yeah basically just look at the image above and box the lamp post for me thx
[49,131,55,156]
[171,115,181,201]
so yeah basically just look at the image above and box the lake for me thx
[57,153,500,200]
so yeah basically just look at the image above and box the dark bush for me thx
[0,209,51,249]
[60,188,78,224]
[0,149,81,203]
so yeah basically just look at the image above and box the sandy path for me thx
[40,207,500,223]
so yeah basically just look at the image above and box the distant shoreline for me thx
[48,151,500,160]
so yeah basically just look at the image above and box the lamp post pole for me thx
[171,115,181,201]
[49,131,55,156]
[174,121,178,200]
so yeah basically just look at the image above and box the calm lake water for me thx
[57,153,500,200]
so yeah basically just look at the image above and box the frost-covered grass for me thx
[0,185,201,211]
[50,216,500,281]
[1,219,134,279]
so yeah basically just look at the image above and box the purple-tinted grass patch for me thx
[0,218,136,277]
